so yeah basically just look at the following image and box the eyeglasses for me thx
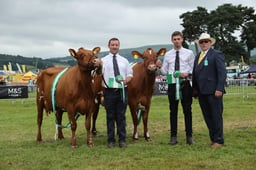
[199,40,209,44]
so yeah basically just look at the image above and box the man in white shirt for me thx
[101,37,133,148]
[158,31,195,145]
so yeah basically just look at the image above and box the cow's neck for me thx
[79,68,93,90]
[143,68,156,88]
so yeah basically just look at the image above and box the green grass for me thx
[0,92,256,170]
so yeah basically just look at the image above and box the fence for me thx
[1,80,255,99]
[226,79,256,98]
[154,79,256,99]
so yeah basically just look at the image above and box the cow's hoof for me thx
[36,138,42,142]
[133,137,139,141]
[71,144,78,148]
[145,137,151,142]
[92,130,97,136]
[87,138,94,147]
[87,143,94,148]
[58,136,65,140]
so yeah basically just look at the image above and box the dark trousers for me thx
[168,81,193,137]
[198,94,224,144]
[104,88,128,144]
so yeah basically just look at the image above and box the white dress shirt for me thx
[102,53,133,88]
[160,47,195,84]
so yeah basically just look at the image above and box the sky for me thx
[0,0,255,58]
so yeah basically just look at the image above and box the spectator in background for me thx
[248,73,252,79]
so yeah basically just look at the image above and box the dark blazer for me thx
[192,48,226,95]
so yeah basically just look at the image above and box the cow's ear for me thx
[157,48,167,57]
[92,47,101,55]
[69,49,77,58]
[132,51,142,59]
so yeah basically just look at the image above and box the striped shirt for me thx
[102,53,133,88]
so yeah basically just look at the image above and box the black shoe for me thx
[108,142,115,148]
[119,142,127,148]
[168,137,177,145]
[186,137,195,145]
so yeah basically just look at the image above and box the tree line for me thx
[0,54,74,71]
[180,3,256,65]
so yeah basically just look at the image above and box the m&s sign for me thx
[0,86,28,99]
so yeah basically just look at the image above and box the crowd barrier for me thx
[225,79,256,98]
[1,80,255,99]
[154,79,256,98]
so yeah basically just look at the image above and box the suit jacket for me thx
[192,48,226,95]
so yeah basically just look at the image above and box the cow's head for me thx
[69,47,102,73]
[132,48,166,73]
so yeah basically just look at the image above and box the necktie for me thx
[113,55,120,77]
[198,51,205,64]
[174,51,180,71]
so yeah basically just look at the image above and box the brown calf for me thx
[128,48,166,141]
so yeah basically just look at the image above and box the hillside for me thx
[1,44,255,72]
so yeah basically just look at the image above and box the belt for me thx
[104,88,120,92]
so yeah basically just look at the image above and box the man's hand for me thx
[215,90,223,98]
[180,73,189,78]
[156,59,162,68]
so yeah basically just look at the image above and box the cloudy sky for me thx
[0,0,255,58]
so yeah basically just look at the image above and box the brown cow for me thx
[128,48,166,141]
[36,67,103,136]
[36,47,102,148]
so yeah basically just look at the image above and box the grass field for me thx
[0,92,256,170]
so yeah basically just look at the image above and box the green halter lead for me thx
[115,75,126,103]
[51,67,69,112]
[50,67,81,140]
[174,71,182,100]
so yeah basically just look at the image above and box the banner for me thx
[154,81,168,95]
[22,64,26,73]
[3,65,7,72]
[0,86,28,99]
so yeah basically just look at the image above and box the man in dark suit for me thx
[192,33,226,148]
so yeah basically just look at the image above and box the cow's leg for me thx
[143,111,151,141]
[68,112,78,148]
[36,95,44,141]
[86,113,94,147]
[130,108,139,141]
[55,109,64,140]
[92,103,100,136]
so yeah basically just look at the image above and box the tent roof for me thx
[23,71,37,76]
[240,65,256,74]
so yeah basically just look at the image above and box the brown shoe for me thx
[211,143,224,148]
[209,141,214,145]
